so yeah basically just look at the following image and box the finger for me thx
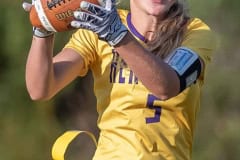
[80,1,105,15]
[71,20,97,30]
[73,11,103,22]
[105,0,112,11]
[22,2,32,12]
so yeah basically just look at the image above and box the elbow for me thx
[29,93,51,101]
[28,92,52,101]
[154,92,176,101]
[152,86,180,101]
[157,94,171,101]
[156,78,181,101]
[26,81,55,101]
[27,88,53,101]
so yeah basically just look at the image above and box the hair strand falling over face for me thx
[146,0,190,58]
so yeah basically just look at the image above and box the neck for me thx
[129,10,163,42]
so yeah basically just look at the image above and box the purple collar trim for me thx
[127,13,146,42]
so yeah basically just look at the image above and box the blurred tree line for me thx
[0,0,239,159]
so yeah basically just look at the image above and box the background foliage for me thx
[0,0,239,159]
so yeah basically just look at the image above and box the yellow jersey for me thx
[64,9,216,160]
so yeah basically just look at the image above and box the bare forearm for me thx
[25,36,55,100]
[115,33,180,100]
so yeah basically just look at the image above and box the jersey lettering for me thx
[110,49,138,84]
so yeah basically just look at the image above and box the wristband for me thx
[33,27,54,38]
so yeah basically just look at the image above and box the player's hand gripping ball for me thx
[71,0,128,46]
[29,0,104,32]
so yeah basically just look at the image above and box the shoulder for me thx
[187,18,211,31]
[117,9,129,24]
[64,29,98,60]
[182,18,218,70]
[183,18,217,55]
[184,18,216,42]
[184,18,217,45]
[68,27,98,50]
[117,9,129,17]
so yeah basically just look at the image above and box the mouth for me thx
[152,0,162,3]
[152,0,168,4]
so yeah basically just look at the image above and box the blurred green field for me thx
[0,0,239,159]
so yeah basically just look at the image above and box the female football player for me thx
[23,0,216,159]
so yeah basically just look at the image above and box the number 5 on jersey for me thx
[145,94,162,124]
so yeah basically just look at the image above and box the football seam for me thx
[35,0,57,32]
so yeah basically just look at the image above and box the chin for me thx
[148,10,166,17]
[147,5,167,17]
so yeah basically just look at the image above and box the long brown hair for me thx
[146,0,190,58]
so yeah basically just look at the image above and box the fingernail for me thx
[73,11,80,19]
[22,2,32,11]
[71,21,78,28]
[80,1,88,9]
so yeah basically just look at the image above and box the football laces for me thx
[47,0,71,9]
